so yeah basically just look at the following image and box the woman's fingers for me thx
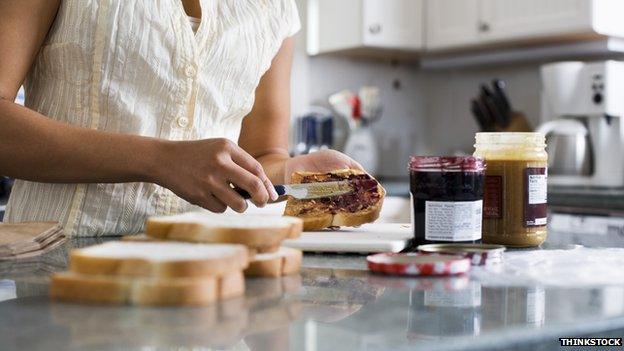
[230,148,279,201]
[194,193,227,213]
[210,181,249,213]
[224,163,270,208]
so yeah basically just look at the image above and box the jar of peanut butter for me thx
[473,133,548,247]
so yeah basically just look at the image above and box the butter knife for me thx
[234,181,354,200]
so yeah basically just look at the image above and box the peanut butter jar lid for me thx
[475,132,546,147]
[367,253,471,276]
[417,244,506,266]
[409,156,485,173]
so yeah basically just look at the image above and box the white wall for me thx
[423,65,542,155]
[291,0,427,178]
[290,0,544,178]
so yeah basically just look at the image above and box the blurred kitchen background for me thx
[3,0,624,236]
[285,0,624,228]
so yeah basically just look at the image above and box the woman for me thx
[0,0,361,236]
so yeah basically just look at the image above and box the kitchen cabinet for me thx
[425,0,480,50]
[306,0,424,55]
[425,0,624,51]
[479,0,591,43]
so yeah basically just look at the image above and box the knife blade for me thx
[472,98,495,132]
[480,84,507,129]
[491,79,511,112]
[470,99,490,132]
[491,79,512,127]
[234,181,354,200]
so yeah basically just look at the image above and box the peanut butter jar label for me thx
[525,167,547,227]
[483,176,503,219]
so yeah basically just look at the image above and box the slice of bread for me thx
[121,233,156,242]
[244,247,303,278]
[50,271,245,306]
[144,212,303,252]
[69,241,248,278]
[283,169,385,231]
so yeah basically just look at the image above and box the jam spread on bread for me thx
[299,173,381,214]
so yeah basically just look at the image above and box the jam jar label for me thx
[483,176,503,219]
[425,200,483,241]
[525,167,548,227]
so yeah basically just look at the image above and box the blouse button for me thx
[184,65,197,78]
[177,116,189,128]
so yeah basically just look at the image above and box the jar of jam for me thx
[473,133,548,247]
[409,156,485,245]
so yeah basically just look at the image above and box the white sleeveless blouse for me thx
[4,0,300,237]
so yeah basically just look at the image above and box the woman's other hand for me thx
[156,138,279,213]
[283,149,363,183]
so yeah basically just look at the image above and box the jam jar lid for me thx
[409,156,485,173]
[367,253,471,276]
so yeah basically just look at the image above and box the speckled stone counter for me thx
[1,229,624,351]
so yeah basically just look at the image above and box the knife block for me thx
[497,111,533,132]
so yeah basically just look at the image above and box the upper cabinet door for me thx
[362,0,424,50]
[307,0,363,55]
[479,0,593,43]
[307,0,423,55]
[425,0,481,50]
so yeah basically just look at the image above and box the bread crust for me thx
[69,244,249,278]
[121,233,155,242]
[284,169,386,231]
[218,271,245,299]
[50,272,245,306]
[50,272,129,304]
[145,216,303,251]
[131,277,218,306]
[244,247,303,278]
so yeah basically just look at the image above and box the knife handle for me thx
[233,185,287,200]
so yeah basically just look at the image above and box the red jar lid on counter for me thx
[367,253,471,276]
[409,156,486,173]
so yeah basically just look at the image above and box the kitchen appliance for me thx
[292,107,335,156]
[329,86,382,175]
[539,61,624,187]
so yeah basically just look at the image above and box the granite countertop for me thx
[2,228,624,351]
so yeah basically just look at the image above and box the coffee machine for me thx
[539,60,624,188]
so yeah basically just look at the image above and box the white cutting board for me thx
[283,223,413,254]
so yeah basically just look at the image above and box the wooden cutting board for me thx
[283,223,413,254]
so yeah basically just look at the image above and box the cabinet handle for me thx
[368,23,382,34]
[478,22,490,32]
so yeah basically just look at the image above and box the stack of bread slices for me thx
[51,213,304,306]
[142,212,304,278]
[50,241,249,306]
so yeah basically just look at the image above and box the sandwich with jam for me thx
[283,169,385,231]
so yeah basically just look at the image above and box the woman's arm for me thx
[0,0,275,212]
[0,0,60,102]
[238,38,294,183]
[239,37,362,185]
[0,0,161,183]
